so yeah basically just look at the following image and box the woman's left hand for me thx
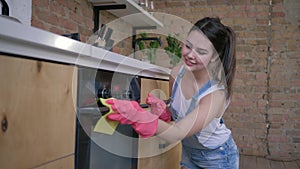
[146,93,171,122]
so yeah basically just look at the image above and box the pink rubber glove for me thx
[146,93,171,123]
[106,99,158,138]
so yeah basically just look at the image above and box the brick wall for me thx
[32,0,130,54]
[153,0,300,160]
[31,0,299,160]
[32,0,94,42]
[268,0,300,159]
[155,0,272,157]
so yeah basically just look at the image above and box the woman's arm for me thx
[155,90,227,144]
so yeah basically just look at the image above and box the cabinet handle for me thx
[1,115,8,132]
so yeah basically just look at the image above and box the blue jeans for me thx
[180,135,239,169]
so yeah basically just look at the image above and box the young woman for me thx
[105,17,239,169]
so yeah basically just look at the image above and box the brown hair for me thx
[192,17,236,98]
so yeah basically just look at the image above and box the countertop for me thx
[0,16,170,80]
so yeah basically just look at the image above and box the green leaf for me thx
[138,41,145,50]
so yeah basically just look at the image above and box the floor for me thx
[240,155,300,169]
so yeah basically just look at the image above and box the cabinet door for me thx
[34,156,74,169]
[0,55,77,169]
[140,78,169,104]
[138,78,181,169]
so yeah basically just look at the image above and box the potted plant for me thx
[164,33,182,66]
[137,32,161,64]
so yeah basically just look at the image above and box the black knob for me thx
[101,88,111,99]
[123,90,132,99]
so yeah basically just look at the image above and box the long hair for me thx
[191,17,236,98]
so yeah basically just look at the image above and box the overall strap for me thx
[170,66,185,101]
[186,81,225,124]
[186,81,212,114]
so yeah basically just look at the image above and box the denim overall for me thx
[169,66,239,169]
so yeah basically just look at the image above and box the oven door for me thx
[75,67,139,169]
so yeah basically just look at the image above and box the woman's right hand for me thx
[105,99,158,138]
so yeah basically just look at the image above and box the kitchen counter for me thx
[0,16,170,80]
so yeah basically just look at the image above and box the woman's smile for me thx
[183,57,196,66]
[181,30,215,71]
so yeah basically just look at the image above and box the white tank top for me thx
[170,66,231,149]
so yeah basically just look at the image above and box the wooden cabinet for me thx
[138,78,182,169]
[0,55,77,169]
[140,78,170,103]
[0,54,180,169]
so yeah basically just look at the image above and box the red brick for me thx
[165,1,186,8]
[268,136,289,143]
[32,0,49,7]
[70,13,84,24]
[50,2,66,17]
[272,12,285,17]
[227,11,247,18]
[250,0,269,5]
[49,26,64,35]
[155,2,167,9]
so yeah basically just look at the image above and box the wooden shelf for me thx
[89,0,163,27]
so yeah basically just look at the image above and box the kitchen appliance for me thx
[62,33,81,41]
[93,24,115,51]
[75,66,141,169]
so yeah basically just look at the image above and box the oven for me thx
[75,66,143,169]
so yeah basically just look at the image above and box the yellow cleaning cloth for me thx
[93,98,119,135]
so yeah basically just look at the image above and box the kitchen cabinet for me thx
[0,55,77,169]
[0,16,177,169]
[34,156,74,169]
[0,54,180,169]
[138,78,182,169]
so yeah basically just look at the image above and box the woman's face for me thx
[181,30,216,72]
